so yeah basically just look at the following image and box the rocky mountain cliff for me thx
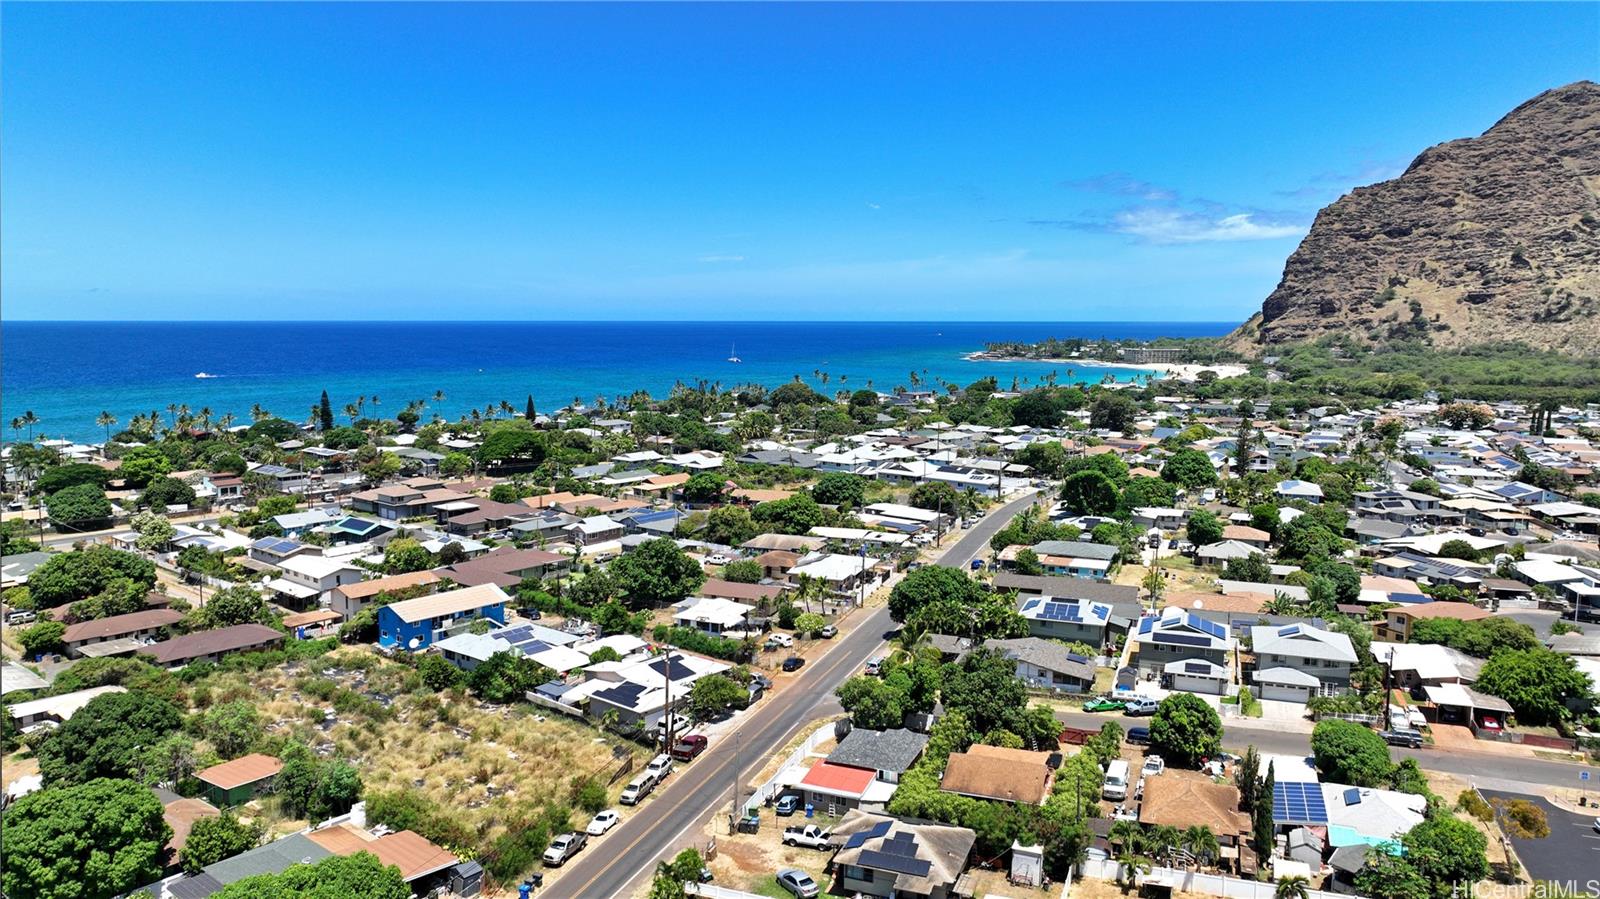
[1226,81,1600,357]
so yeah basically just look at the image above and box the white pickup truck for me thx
[782,824,835,850]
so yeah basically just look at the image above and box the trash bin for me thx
[805,803,814,818]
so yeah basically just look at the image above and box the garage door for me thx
[1173,674,1224,695]
[1258,683,1311,703]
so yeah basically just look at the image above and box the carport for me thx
[1423,683,1513,731]
[1253,666,1318,703]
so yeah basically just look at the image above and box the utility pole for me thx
[729,729,742,832]
[662,643,674,751]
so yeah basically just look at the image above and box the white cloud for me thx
[866,202,881,210]
[696,254,746,263]
[1112,209,1303,244]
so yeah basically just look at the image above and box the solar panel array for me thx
[857,847,930,878]
[253,537,302,555]
[491,625,555,657]
[1273,782,1329,825]
[1186,614,1228,640]
[1160,633,1213,648]
[1277,625,1301,638]
[1037,601,1085,623]
[842,820,893,849]
[1184,661,1214,675]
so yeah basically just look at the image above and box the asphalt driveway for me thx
[1479,789,1600,890]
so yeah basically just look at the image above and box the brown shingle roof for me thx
[700,578,784,602]
[197,753,283,790]
[62,609,185,644]
[1138,775,1249,835]
[138,623,284,665]
[163,797,221,852]
[334,571,441,601]
[940,744,1053,805]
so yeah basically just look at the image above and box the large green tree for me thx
[887,565,984,623]
[1161,448,1219,489]
[1310,719,1393,787]
[1,777,171,899]
[116,445,173,488]
[1185,509,1225,546]
[28,545,156,606]
[1402,815,1489,898]
[1148,693,1223,767]
[1059,470,1119,516]
[1088,393,1137,432]
[210,852,410,899]
[47,484,113,530]
[941,649,1027,736]
[1475,648,1590,725]
[180,813,264,873]
[38,690,183,785]
[611,537,706,608]
[811,473,868,507]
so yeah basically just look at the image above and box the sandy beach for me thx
[963,351,1247,382]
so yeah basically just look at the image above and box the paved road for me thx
[1055,708,1593,791]
[1479,789,1600,887]
[543,491,1039,899]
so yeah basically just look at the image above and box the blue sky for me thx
[4,2,1595,322]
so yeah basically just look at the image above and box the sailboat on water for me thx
[727,343,742,363]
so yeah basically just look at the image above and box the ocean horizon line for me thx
[5,318,1243,327]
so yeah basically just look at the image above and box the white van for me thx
[620,771,658,805]
[1102,760,1130,801]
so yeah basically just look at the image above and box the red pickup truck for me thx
[670,735,708,761]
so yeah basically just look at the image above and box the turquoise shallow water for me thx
[1,320,1233,441]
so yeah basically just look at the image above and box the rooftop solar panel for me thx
[1160,633,1211,648]
[1272,782,1329,825]
[844,820,893,849]
[882,833,919,856]
[857,849,931,878]
[1278,625,1301,637]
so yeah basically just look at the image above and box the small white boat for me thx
[727,343,742,363]
[194,372,218,379]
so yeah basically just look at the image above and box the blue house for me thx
[377,583,510,651]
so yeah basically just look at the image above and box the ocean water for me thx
[1,321,1233,442]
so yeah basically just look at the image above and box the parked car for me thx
[750,672,773,690]
[1122,697,1159,716]
[864,658,884,676]
[542,832,587,866]
[767,633,795,648]
[1381,729,1424,749]
[1083,695,1126,712]
[774,794,801,816]
[656,714,692,738]
[818,624,837,639]
[670,735,708,761]
[645,753,674,781]
[585,810,619,835]
[1126,726,1151,745]
[1479,715,1503,732]
[1141,755,1165,778]
[776,868,821,899]
[781,656,805,672]
[782,824,835,850]
[5,611,37,626]
[620,772,658,805]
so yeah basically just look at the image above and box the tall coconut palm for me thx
[218,412,235,432]
[343,403,360,425]
[21,411,39,442]
[166,403,179,429]
[96,411,118,445]
[250,403,270,423]
[1108,820,1144,857]
[9,418,24,442]
[198,407,213,432]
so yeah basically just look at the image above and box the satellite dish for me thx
[408,636,423,650]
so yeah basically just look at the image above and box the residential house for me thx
[793,760,894,812]
[1276,479,1325,504]
[1221,525,1271,550]
[788,552,883,597]
[1131,608,1234,675]
[672,596,755,636]
[985,637,1096,693]
[1249,623,1358,701]
[940,744,1056,806]
[1015,596,1113,646]
[1196,540,1265,567]
[6,686,127,730]
[436,547,568,589]
[1372,552,1484,593]
[574,650,730,730]
[377,583,510,651]
[1374,602,1489,642]
[431,621,584,673]
[325,570,442,621]
[139,624,285,667]
[266,555,365,609]
[992,572,1140,607]
[826,728,929,785]
[700,578,785,608]
[61,609,184,658]
[1030,539,1117,580]
[566,515,626,546]
[196,753,283,807]
[349,479,473,520]
[305,824,461,895]
[1371,641,1484,690]
[830,811,977,899]
[1137,777,1250,859]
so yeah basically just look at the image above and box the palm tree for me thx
[1145,824,1181,865]
[1109,820,1144,857]
[1142,561,1166,613]
[1274,875,1311,899]
[21,411,39,442]
[96,411,118,445]
[218,412,235,432]
[166,403,179,429]
[344,403,360,425]
[198,407,213,432]
[250,403,270,423]
[1114,846,1151,894]
[9,418,23,442]
[1183,825,1219,869]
